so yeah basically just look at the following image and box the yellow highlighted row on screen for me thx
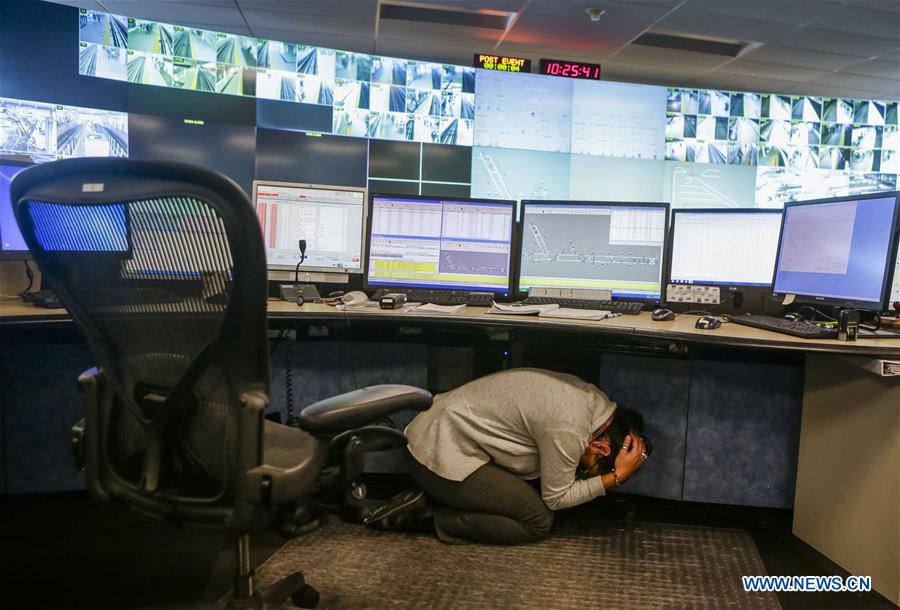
[519,277,658,290]
[371,271,507,285]
[373,261,438,273]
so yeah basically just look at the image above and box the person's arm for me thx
[536,428,606,510]
[538,431,647,511]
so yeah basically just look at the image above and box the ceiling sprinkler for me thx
[586,6,606,21]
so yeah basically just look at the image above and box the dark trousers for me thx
[408,453,554,545]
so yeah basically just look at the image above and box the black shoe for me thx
[363,488,429,530]
[281,505,322,538]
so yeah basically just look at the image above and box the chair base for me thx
[224,572,319,609]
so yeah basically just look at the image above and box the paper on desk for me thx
[336,300,380,310]
[538,307,611,321]
[489,302,560,315]
[416,303,466,314]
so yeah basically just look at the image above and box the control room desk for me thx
[2,300,899,603]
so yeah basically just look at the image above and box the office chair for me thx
[10,158,432,609]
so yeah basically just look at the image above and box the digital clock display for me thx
[539,59,602,80]
[474,53,531,73]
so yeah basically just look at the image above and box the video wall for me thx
[69,7,900,213]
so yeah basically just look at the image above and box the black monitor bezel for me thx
[771,190,900,312]
[363,192,517,296]
[666,207,784,291]
[514,199,671,303]
[0,158,36,260]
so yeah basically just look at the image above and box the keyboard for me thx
[728,314,838,339]
[521,296,644,315]
[381,288,495,307]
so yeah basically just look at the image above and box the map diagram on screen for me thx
[520,212,662,284]
[525,223,659,268]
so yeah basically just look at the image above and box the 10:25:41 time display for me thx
[539,59,602,80]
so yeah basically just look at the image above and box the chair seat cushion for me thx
[263,420,320,469]
[298,385,432,435]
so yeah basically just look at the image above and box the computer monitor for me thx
[772,191,900,311]
[668,209,783,288]
[365,194,515,294]
[253,181,367,275]
[517,201,669,300]
[0,161,32,259]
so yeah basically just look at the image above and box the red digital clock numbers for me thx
[539,59,602,80]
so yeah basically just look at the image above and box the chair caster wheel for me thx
[292,584,320,608]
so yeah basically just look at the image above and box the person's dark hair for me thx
[594,405,644,475]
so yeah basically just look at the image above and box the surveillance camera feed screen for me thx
[367,196,514,292]
[254,183,365,272]
[1,97,128,162]
[519,203,667,299]
[72,7,900,214]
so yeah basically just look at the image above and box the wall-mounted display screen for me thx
[62,6,900,217]
[0,97,128,162]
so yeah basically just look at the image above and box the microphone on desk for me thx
[294,239,307,283]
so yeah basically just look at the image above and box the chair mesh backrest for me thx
[12,159,268,501]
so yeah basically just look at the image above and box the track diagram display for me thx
[519,204,666,298]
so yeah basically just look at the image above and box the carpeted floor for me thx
[256,515,781,609]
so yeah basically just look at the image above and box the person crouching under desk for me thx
[371,367,648,545]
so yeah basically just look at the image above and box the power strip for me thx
[666,284,721,305]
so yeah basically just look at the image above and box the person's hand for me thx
[613,433,647,482]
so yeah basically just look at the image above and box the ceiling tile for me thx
[377,19,503,48]
[98,1,246,27]
[241,9,373,38]
[807,72,900,96]
[509,0,671,55]
[611,44,734,70]
[685,72,800,94]
[714,58,828,83]
[47,0,101,8]
[851,0,900,13]
[782,26,897,58]
[783,82,887,99]
[252,27,374,53]
[842,58,900,80]
[805,4,900,40]
[740,44,864,71]
[600,61,707,86]
[652,8,796,44]
[237,0,378,18]
[684,1,843,27]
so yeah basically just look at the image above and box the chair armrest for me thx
[297,384,432,436]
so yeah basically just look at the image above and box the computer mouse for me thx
[695,315,721,330]
[651,308,676,321]
[784,312,802,321]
